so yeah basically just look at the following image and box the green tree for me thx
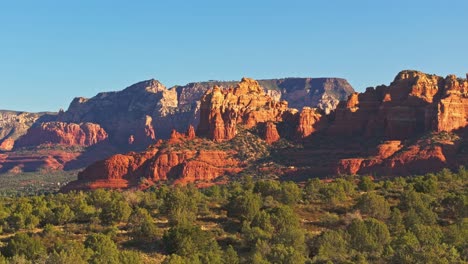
[279,181,302,205]
[163,186,202,226]
[400,189,437,227]
[100,199,132,225]
[127,207,158,242]
[318,179,353,205]
[3,233,46,261]
[303,178,323,202]
[391,231,421,263]
[312,230,349,263]
[163,223,222,262]
[348,218,390,257]
[47,240,91,264]
[413,175,438,194]
[68,192,96,222]
[410,224,442,246]
[358,176,375,191]
[162,254,187,264]
[227,192,262,222]
[441,193,467,220]
[269,243,307,264]
[30,196,52,224]
[118,250,143,264]
[224,245,239,264]
[444,220,468,260]
[52,204,75,225]
[388,208,405,235]
[254,180,281,198]
[84,233,120,264]
[356,192,391,220]
[7,200,39,231]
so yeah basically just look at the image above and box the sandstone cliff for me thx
[59,77,353,145]
[1,76,353,174]
[64,70,468,191]
[15,122,108,147]
[329,70,468,139]
[197,78,294,142]
[64,137,243,190]
[58,80,165,149]
[0,111,56,151]
[281,70,468,177]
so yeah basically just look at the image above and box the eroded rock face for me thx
[65,139,242,190]
[57,77,354,147]
[0,149,81,173]
[175,77,354,128]
[274,71,468,179]
[0,139,14,151]
[263,122,280,144]
[2,76,353,174]
[296,107,324,139]
[64,71,468,190]
[0,111,56,151]
[260,78,354,114]
[58,80,166,148]
[16,122,108,147]
[197,78,293,142]
[329,70,468,140]
[330,70,468,175]
[336,138,454,176]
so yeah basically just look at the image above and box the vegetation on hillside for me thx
[0,168,465,263]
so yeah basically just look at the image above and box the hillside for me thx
[68,71,468,190]
[0,77,353,175]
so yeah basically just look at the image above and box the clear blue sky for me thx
[1,0,467,112]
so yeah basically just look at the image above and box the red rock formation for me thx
[63,71,468,191]
[197,78,292,142]
[336,158,364,175]
[16,122,108,147]
[296,107,324,139]
[263,122,280,144]
[436,93,468,132]
[336,138,454,176]
[131,115,157,146]
[65,139,242,190]
[0,138,14,151]
[329,70,468,140]
[186,125,196,139]
[279,71,468,179]
[0,149,81,173]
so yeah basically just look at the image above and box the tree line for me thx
[0,167,465,263]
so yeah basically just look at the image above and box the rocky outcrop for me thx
[272,71,468,179]
[1,76,353,174]
[186,125,196,140]
[65,139,242,190]
[0,148,81,173]
[0,111,56,151]
[329,70,468,140]
[57,77,354,147]
[0,139,14,152]
[197,78,293,141]
[63,70,468,191]
[16,122,108,147]
[296,107,324,139]
[436,74,468,132]
[58,80,167,148]
[336,138,455,176]
[263,122,280,144]
[257,78,354,114]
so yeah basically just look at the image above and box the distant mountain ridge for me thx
[0,76,354,173]
[67,70,468,190]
